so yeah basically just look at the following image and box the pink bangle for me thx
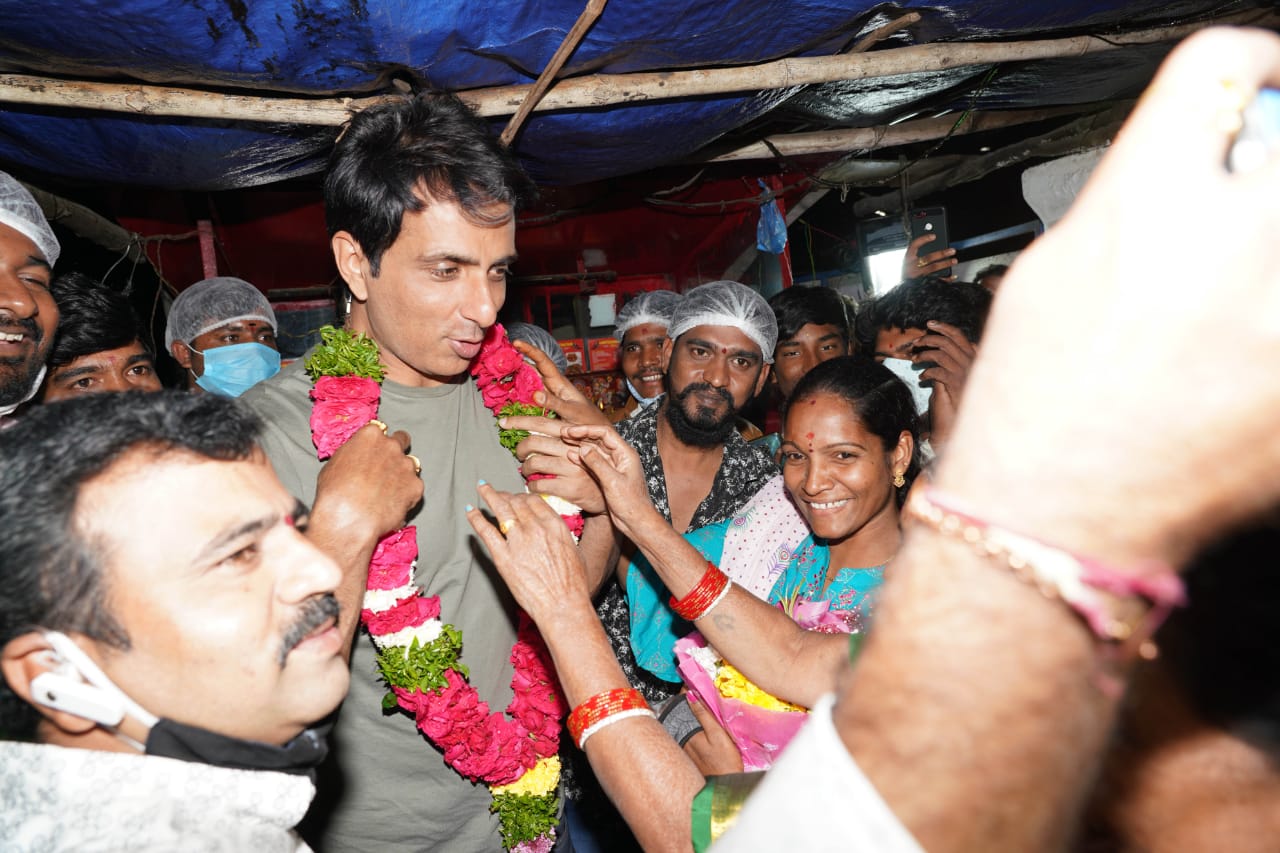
[904,487,1186,665]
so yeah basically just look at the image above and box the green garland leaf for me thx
[304,325,386,382]
[374,624,468,694]
[490,791,560,848]
[496,401,553,454]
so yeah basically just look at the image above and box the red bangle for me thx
[669,561,731,621]
[567,688,650,749]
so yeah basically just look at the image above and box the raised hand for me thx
[903,233,957,281]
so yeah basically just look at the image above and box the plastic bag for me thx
[756,179,788,254]
[675,632,807,771]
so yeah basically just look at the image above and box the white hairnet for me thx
[164,276,277,350]
[0,172,59,267]
[614,290,681,339]
[666,280,777,363]
[505,322,569,373]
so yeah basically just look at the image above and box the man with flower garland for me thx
[242,93,614,851]
[0,391,351,849]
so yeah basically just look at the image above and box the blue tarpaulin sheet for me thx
[0,0,1260,188]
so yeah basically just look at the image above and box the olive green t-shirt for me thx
[244,357,527,852]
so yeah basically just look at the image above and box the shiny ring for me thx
[916,259,927,268]
[369,419,388,434]
[406,453,421,475]
[499,518,517,536]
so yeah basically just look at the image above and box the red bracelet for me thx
[669,561,731,621]
[567,688,651,749]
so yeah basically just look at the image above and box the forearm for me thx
[541,603,702,852]
[833,528,1124,851]
[625,509,844,707]
[576,512,619,597]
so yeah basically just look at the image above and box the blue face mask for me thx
[191,341,281,397]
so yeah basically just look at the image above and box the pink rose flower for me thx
[510,364,543,404]
[472,324,508,372]
[366,527,419,589]
[309,376,381,459]
[485,346,525,379]
[362,594,441,635]
[415,670,485,742]
[481,377,514,410]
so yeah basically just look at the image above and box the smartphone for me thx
[908,207,949,255]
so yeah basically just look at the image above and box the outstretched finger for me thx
[512,340,596,409]
[476,481,521,533]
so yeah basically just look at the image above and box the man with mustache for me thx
[0,171,60,422]
[0,391,350,849]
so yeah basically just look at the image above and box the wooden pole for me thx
[500,0,607,146]
[696,105,1092,162]
[0,10,1268,125]
[462,9,1274,115]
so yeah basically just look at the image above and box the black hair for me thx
[48,271,151,368]
[1159,519,1280,748]
[0,391,262,739]
[974,264,1008,286]
[785,355,921,505]
[324,92,535,276]
[862,278,993,347]
[768,286,854,348]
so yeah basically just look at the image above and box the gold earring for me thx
[893,471,906,488]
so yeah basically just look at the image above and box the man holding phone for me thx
[858,278,991,453]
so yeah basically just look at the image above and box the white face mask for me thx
[626,378,663,407]
[881,357,932,416]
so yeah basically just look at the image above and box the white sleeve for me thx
[711,694,924,853]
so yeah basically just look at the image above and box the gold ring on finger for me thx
[406,453,421,475]
[499,518,517,536]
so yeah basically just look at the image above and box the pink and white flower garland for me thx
[305,325,572,852]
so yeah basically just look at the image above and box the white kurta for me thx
[0,741,315,852]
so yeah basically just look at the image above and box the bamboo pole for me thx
[23,183,150,264]
[0,10,1269,125]
[500,0,607,146]
[466,9,1273,114]
[697,105,1091,162]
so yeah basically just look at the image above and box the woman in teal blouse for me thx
[767,356,921,635]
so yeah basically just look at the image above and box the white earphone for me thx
[30,672,125,726]
[29,631,156,733]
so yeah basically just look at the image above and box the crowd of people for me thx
[0,24,1278,853]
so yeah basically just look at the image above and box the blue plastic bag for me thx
[756,179,788,254]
